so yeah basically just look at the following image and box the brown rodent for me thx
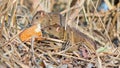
[32,10,65,29]
[31,11,96,51]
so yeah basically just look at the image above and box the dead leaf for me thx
[19,24,43,42]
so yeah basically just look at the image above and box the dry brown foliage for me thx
[0,0,120,68]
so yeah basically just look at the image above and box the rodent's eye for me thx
[36,16,39,19]
[48,27,52,30]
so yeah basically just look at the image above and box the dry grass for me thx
[0,0,120,68]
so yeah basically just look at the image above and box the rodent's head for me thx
[32,10,65,29]
[32,10,50,25]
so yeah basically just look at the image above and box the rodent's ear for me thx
[40,11,45,17]
[33,10,45,18]
[37,10,45,17]
[32,10,45,21]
